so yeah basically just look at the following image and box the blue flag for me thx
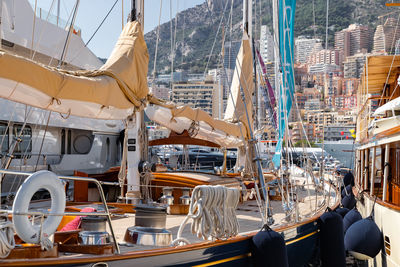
[272,0,296,169]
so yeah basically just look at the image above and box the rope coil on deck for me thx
[0,217,15,258]
[172,185,240,246]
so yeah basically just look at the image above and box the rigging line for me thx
[31,0,57,61]
[1,105,35,182]
[152,0,163,84]
[192,0,230,111]
[181,1,185,67]
[230,50,271,222]
[171,0,179,79]
[221,65,267,223]
[67,0,119,66]
[0,102,17,154]
[285,9,329,209]
[34,111,52,172]
[30,0,38,59]
[10,109,47,194]
[169,0,173,85]
[379,12,400,106]
[48,2,75,66]
[202,0,230,77]
[122,0,124,30]
[58,0,80,68]
[312,0,316,39]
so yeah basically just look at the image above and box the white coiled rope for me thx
[0,217,15,258]
[172,185,240,246]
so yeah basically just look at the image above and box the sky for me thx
[28,0,205,58]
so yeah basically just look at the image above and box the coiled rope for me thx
[172,185,240,246]
[0,217,15,258]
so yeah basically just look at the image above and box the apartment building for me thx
[172,81,219,118]
[373,18,400,54]
[295,36,322,63]
[335,24,372,57]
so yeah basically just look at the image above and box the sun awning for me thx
[360,55,400,94]
[0,21,148,120]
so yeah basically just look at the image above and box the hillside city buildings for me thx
[150,18,400,145]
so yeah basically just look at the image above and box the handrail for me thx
[0,169,120,254]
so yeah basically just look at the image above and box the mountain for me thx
[144,0,392,74]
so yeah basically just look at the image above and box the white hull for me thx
[357,193,400,267]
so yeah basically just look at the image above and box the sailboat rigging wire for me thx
[67,0,119,66]
[169,0,173,84]
[31,0,57,61]
[152,0,163,83]
[0,102,17,154]
[201,0,230,80]
[229,50,272,223]
[221,65,266,224]
[58,0,80,68]
[34,111,52,172]
[30,0,38,59]
[170,0,179,83]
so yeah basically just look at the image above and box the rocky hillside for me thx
[144,0,392,74]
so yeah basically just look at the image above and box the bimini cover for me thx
[373,95,400,116]
[0,21,148,120]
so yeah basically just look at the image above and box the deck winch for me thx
[124,204,172,246]
[78,216,110,245]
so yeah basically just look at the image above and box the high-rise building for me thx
[373,18,400,54]
[224,41,241,70]
[172,81,219,118]
[343,53,366,78]
[335,24,372,57]
[295,36,322,63]
[260,25,275,63]
[308,49,343,67]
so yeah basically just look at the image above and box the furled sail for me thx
[0,21,148,120]
[146,97,246,148]
[272,0,296,168]
[224,33,254,136]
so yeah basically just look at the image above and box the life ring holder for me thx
[12,170,66,244]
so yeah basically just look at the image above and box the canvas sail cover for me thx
[223,34,254,137]
[146,97,246,148]
[0,21,148,120]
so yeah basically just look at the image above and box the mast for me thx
[124,0,147,204]
[242,0,273,225]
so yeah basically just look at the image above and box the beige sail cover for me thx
[223,34,254,136]
[147,97,247,147]
[0,21,148,119]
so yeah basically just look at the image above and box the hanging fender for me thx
[12,170,66,244]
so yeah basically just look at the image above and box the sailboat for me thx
[0,0,339,266]
[0,0,124,202]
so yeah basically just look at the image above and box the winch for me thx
[78,216,110,245]
[124,204,172,246]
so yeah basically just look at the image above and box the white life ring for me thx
[12,170,66,244]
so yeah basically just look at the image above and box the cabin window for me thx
[61,129,65,155]
[67,129,72,154]
[106,138,110,162]
[0,123,9,155]
[73,135,92,154]
[13,124,32,157]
